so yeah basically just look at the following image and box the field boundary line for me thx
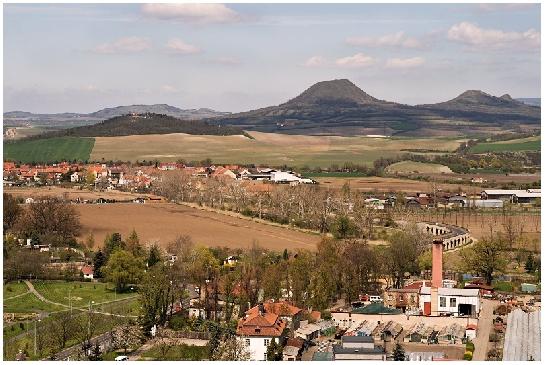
[178,201,323,236]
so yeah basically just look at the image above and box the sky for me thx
[3,3,541,113]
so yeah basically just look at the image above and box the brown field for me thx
[90,132,463,167]
[5,186,153,201]
[76,203,320,251]
[315,176,471,194]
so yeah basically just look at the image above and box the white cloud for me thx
[345,31,422,48]
[166,38,201,55]
[93,37,151,54]
[447,22,540,49]
[303,56,326,67]
[335,53,376,68]
[141,3,240,24]
[385,57,426,69]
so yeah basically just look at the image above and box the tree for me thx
[147,243,163,268]
[103,233,125,258]
[139,264,174,336]
[209,335,251,361]
[331,215,356,239]
[525,253,536,273]
[3,193,21,231]
[266,338,283,361]
[85,233,95,250]
[85,171,96,186]
[126,229,145,258]
[93,250,107,279]
[111,323,142,355]
[102,250,144,292]
[459,236,508,285]
[393,343,406,361]
[88,342,102,361]
[14,196,81,246]
[49,312,77,351]
[310,238,341,309]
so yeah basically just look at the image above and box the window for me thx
[264,353,268,361]
[450,298,457,307]
[245,338,250,347]
[439,297,446,307]
[264,339,270,346]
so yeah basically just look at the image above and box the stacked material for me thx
[503,309,541,361]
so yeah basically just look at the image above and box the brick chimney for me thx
[431,239,443,288]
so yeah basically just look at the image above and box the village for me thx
[2,158,541,361]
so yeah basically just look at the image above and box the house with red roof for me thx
[236,303,288,361]
[80,265,94,280]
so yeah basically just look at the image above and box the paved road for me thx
[473,299,496,361]
[47,332,113,360]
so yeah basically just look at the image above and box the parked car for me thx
[115,356,129,361]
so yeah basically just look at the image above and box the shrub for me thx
[466,341,475,352]
[463,351,473,360]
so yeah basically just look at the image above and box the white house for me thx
[419,287,480,317]
[236,303,287,361]
[70,172,80,183]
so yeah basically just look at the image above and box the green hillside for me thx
[4,137,95,163]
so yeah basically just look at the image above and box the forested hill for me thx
[31,113,247,138]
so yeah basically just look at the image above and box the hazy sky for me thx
[4,3,541,113]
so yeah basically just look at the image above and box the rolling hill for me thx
[212,79,540,136]
[3,104,229,123]
[26,113,247,138]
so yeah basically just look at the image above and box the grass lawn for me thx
[30,281,136,309]
[3,137,95,163]
[142,344,209,361]
[3,292,65,314]
[3,282,29,299]
[470,137,541,153]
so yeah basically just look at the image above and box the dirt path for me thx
[24,280,138,318]
[473,299,495,360]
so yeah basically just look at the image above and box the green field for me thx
[3,137,95,163]
[469,136,541,153]
[3,292,65,314]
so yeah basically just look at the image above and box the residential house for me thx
[236,303,288,361]
[81,265,94,280]
[246,300,303,330]
[383,288,420,312]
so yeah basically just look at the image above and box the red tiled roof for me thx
[466,324,477,330]
[246,301,302,317]
[236,310,286,337]
[81,265,94,275]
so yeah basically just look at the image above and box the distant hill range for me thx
[4,104,230,122]
[516,98,541,107]
[211,79,540,136]
[29,113,246,139]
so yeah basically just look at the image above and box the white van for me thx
[115,355,129,361]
